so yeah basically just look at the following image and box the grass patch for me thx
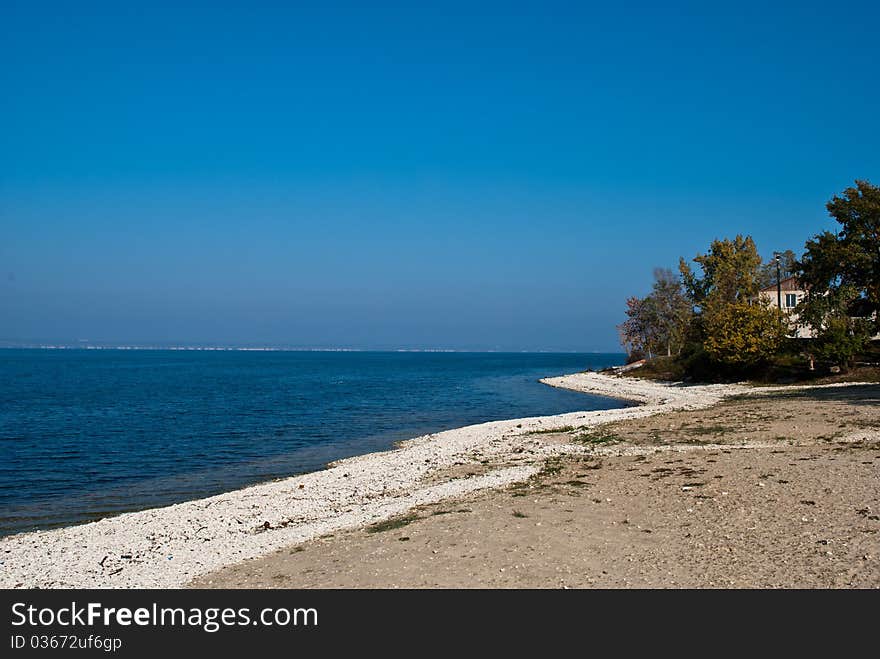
[527,425,578,435]
[367,512,420,534]
[538,457,565,476]
[576,431,621,445]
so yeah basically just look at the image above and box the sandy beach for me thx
[1,372,877,589]
[194,383,880,589]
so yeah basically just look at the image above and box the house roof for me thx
[760,275,803,293]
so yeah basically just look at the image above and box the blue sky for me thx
[2,1,878,350]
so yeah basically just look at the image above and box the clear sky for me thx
[2,1,878,350]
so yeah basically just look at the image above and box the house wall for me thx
[757,289,815,339]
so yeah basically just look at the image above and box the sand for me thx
[193,384,880,589]
[1,373,876,588]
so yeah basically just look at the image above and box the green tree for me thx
[648,268,693,356]
[679,235,763,307]
[797,283,871,371]
[680,235,785,368]
[798,179,880,335]
[618,269,693,359]
[618,295,660,359]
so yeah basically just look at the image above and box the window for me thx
[785,293,797,308]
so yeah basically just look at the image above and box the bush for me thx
[702,301,786,367]
[812,315,871,372]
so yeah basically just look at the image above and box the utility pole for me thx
[774,252,782,310]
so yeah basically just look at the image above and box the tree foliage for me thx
[618,296,657,359]
[680,235,784,368]
[702,300,786,367]
[679,235,763,308]
[618,181,880,376]
[647,268,692,357]
[795,180,880,369]
[797,282,871,370]
[798,179,880,332]
[618,269,692,359]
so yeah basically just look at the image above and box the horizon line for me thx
[0,343,622,354]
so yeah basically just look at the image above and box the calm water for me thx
[0,350,627,536]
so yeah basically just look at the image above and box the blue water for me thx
[0,350,627,536]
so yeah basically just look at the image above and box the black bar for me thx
[1,589,874,655]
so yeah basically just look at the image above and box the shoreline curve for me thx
[0,372,757,588]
